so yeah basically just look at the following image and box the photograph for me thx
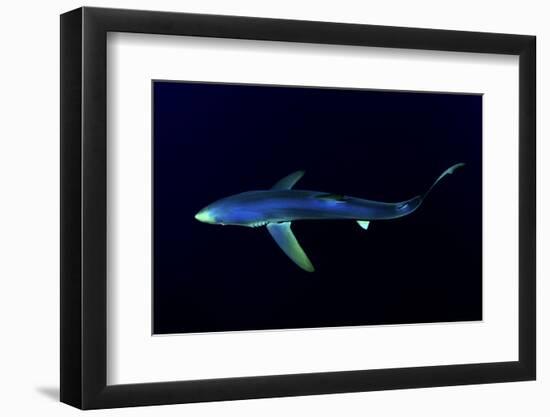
[55,5,537,410]
[153,81,483,334]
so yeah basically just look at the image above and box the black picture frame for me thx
[60,6,536,410]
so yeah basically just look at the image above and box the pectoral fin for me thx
[266,222,315,272]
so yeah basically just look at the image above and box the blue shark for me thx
[195,163,465,272]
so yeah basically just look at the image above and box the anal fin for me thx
[357,220,370,230]
[266,222,315,272]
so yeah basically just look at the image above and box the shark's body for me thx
[195,163,464,272]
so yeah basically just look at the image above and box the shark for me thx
[194,163,465,272]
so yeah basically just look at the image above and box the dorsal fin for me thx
[272,171,305,190]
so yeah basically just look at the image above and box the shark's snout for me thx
[194,208,216,224]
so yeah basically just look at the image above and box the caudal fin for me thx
[394,162,465,215]
[421,163,465,200]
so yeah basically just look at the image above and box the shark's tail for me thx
[421,162,465,201]
[393,162,465,216]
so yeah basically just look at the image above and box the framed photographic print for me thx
[60,6,536,409]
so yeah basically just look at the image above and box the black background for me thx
[153,81,482,334]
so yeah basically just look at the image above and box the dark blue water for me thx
[153,81,482,334]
